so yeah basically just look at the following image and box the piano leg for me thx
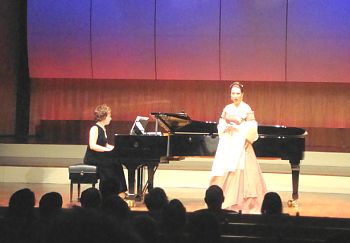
[126,165,136,200]
[125,164,159,203]
[136,167,144,201]
[146,165,156,191]
[288,160,300,207]
[140,165,157,196]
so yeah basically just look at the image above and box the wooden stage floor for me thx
[1,182,350,218]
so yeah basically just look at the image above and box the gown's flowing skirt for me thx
[210,132,266,214]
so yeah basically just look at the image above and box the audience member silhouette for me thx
[204,185,225,211]
[159,198,188,242]
[7,188,36,218]
[131,214,159,243]
[80,187,102,209]
[144,187,169,222]
[38,191,63,241]
[101,194,130,223]
[195,185,237,224]
[39,191,63,219]
[187,210,221,243]
[45,206,141,243]
[0,188,40,243]
[261,192,283,215]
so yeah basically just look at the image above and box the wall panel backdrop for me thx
[27,0,350,82]
[27,0,92,78]
[287,0,350,82]
[26,0,350,149]
[92,0,155,79]
[156,0,220,80]
[221,0,287,81]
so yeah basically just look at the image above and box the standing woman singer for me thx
[210,82,266,214]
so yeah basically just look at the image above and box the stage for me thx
[1,182,350,218]
[1,144,350,218]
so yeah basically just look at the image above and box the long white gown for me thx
[210,101,267,214]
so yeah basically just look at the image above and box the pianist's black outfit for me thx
[84,124,127,193]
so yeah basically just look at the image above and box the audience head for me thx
[161,199,187,233]
[204,185,225,211]
[80,187,101,209]
[144,187,169,212]
[261,192,283,215]
[8,188,35,218]
[39,192,63,217]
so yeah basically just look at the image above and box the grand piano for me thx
[114,112,306,206]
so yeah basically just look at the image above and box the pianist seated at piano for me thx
[83,104,127,198]
[209,82,267,214]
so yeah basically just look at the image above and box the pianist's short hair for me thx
[94,104,111,122]
[229,81,244,93]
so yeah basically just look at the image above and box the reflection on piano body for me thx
[113,112,306,203]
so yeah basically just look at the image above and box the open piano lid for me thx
[150,112,191,133]
[151,112,306,137]
[151,112,218,134]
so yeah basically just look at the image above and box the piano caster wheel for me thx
[287,199,298,208]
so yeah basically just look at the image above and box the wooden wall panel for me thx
[29,79,228,135]
[30,79,350,136]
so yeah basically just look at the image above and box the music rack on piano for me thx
[113,112,307,205]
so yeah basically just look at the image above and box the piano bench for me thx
[68,164,99,202]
